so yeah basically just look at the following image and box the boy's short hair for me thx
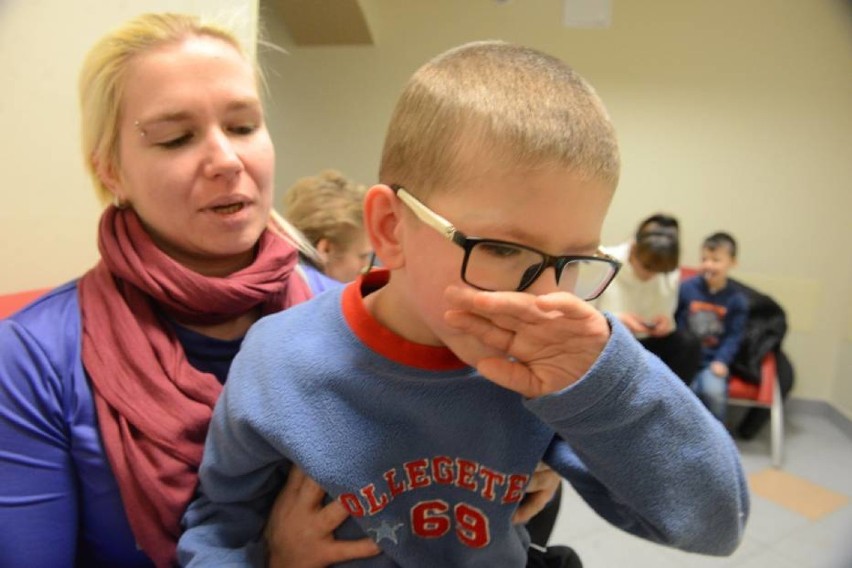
[702,232,738,258]
[634,213,680,273]
[379,41,620,199]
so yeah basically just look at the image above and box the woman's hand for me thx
[266,466,381,568]
[513,463,562,524]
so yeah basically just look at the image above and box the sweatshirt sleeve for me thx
[178,330,290,567]
[713,292,748,366]
[527,316,749,556]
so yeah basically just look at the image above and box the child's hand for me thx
[444,285,610,398]
[266,465,381,567]
[710,361,729,377]
[646,315,673,337]
[618,312,651,335]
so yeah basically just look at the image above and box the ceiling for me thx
[268,0,612,46]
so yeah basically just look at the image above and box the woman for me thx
[0,13,373,567]
[0,13,556,567]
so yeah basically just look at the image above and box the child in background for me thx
[595,214,701,382]
[283,169,372,293]
[676,232,748,421]
[179,41,748,567]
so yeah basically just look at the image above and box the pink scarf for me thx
[78,207,310,567]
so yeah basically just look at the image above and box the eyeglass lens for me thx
[464,241,613,298]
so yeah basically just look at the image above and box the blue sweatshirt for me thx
[179,272,749,567]
[676,276,748,366]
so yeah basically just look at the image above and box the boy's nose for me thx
[524,266,562,295]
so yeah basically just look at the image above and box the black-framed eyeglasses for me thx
[391,185,621,300]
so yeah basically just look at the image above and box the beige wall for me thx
[260,0,852,416]
[2,1,850,417]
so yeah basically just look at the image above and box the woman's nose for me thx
[203,131,243,178]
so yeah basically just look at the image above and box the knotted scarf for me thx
[78,206,311,567]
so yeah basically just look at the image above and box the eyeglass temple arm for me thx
[394,187,458,241]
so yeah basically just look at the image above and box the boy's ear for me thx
[364,184,405,269]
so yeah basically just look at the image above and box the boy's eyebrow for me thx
[474,223,600,254]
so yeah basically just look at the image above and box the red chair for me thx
[680,268,784,467]
[727,353,784,467]
[0,288,50,319]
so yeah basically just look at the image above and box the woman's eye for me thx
[230,124,258,136]
[157,133,193,149]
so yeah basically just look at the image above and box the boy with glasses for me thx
[180,42,748,567]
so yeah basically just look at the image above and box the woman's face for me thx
[102,36,275,276]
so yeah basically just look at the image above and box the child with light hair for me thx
[180,41,748,567]
[283,169,372,292]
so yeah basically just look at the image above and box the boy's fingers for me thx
[476,357,539,397]
[444,310,515,352]
[445,286,554,325]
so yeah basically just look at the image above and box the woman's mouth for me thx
[211,202,246,215]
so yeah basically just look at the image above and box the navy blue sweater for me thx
[676,276,748,366]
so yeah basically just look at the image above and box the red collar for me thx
[342,269,466,371]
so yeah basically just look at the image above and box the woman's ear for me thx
[93,156,124,203]
[363,184,405,270]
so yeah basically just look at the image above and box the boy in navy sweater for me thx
[180,42,748,566]
[676,232,748,421]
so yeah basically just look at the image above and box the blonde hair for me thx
[78,13,254,205]
[379,41,620,199]
[283,170,367,249]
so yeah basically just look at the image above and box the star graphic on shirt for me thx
[366,520,405,545]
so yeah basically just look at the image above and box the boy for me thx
[676,232,748,421]
[179,42,748,566]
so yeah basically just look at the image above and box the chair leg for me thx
[770,375,784,468]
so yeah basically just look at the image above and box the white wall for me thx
[0,0,258,292]
[259,0,852,416]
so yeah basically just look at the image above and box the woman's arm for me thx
[0,319,79,567]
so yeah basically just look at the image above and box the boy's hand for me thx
[710,361,729,377]
[266,466,380,567]
[444,285,610,398]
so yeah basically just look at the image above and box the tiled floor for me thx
[549,403,852,567]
